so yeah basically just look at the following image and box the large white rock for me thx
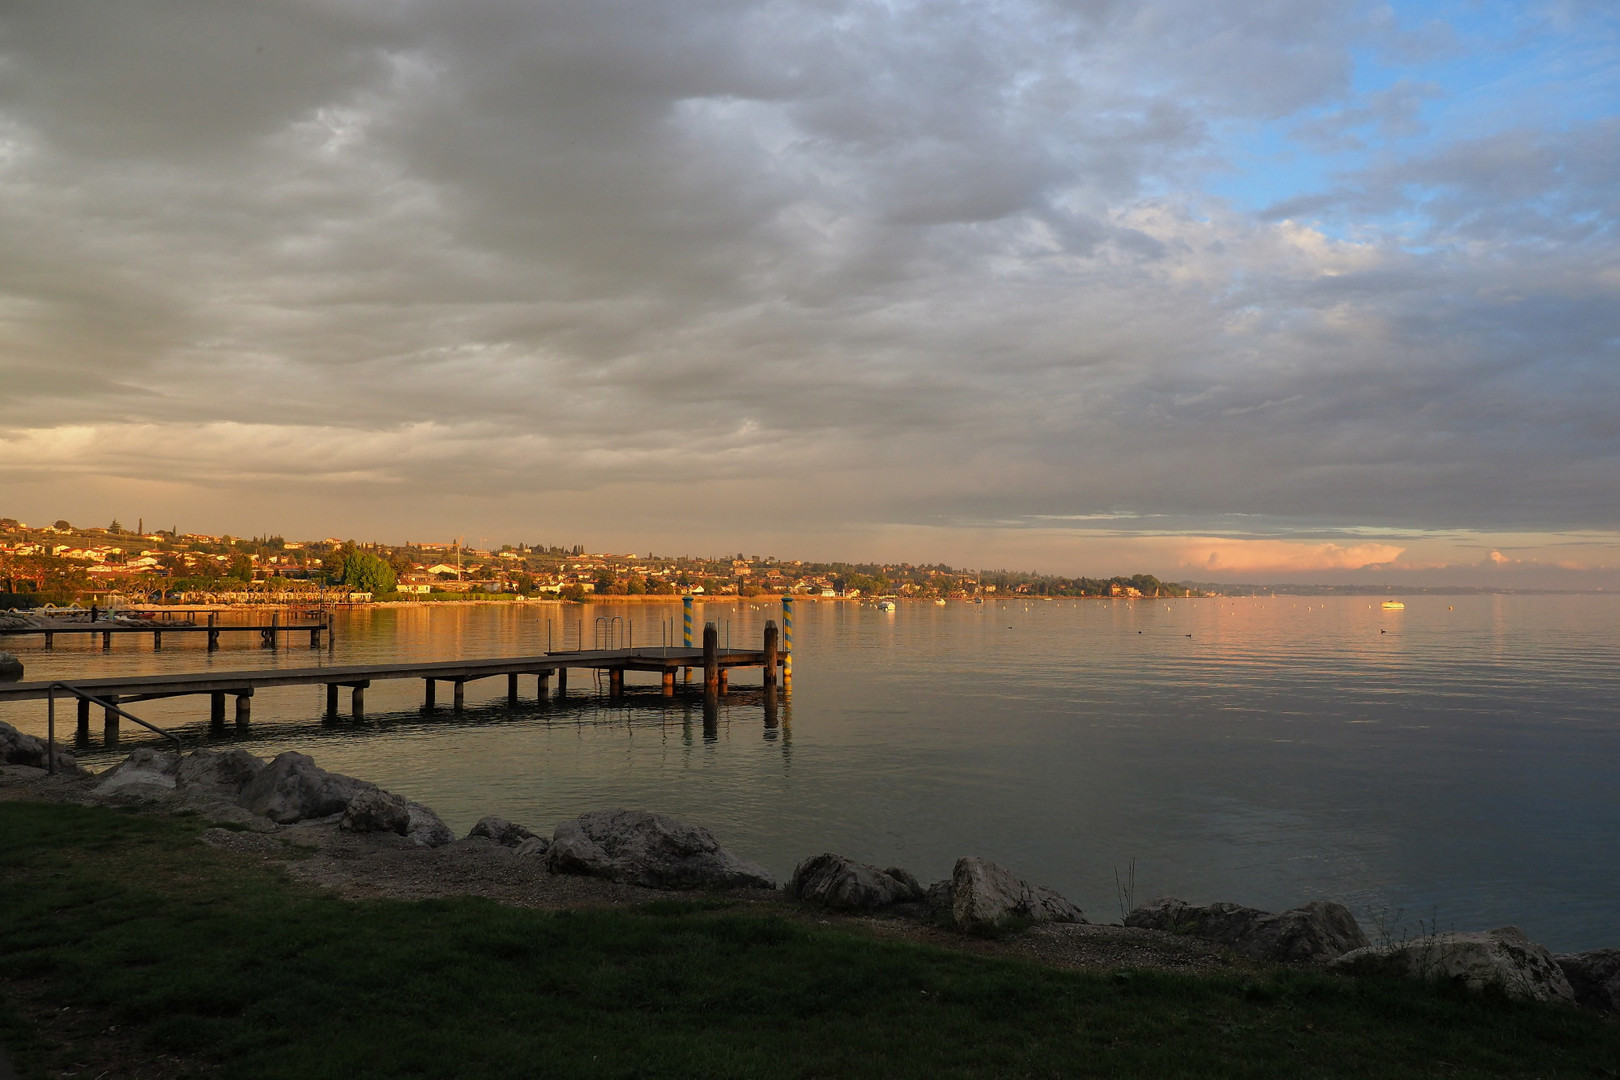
[1126,898,1368,963]
[788,852,926,911]
[547,809,775,890]
[950,857,1085,933]
[175,749,266,798]
[1330,926,1576,1004]
[236,751,372,824]
[93,747,179,793]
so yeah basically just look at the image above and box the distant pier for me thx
[0,611,330,651]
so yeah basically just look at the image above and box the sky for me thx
[1,0,1617,586]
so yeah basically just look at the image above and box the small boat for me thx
[934,599,947,606]
[1381,600,1405,610]
[877,600,896,612]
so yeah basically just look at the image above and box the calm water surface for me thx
[5,595,1617,951]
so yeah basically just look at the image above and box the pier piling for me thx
[703,622,719,699]
[351,684,364,720]
[76,698,91,741]
[423,679,436,709]
[211,692,227,729]
[763,621,778,687]
[235,691,252,727]
[452,679,465,711]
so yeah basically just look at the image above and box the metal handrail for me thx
[45,681,184,776]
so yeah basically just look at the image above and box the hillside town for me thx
[0,516,1194,606]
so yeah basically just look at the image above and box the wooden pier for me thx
[0,621,785,743]
[0,611,330,651]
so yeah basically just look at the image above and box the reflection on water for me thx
[3,595,1618,951]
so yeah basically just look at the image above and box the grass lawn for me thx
[1,800,1616,1079]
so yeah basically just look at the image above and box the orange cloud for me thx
[1172,538,1406,574]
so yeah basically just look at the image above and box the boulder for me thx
[1125,898,1368,964]
[949,857,1085,934]
[788,853,926,911]
[236,751,372,824]
[0,652,23,681]
[1330,927,1575,1004]
[342,788,412,836]
[469,815,544,850]
[175,749,266,798]
[547,809,774,890]
[404,801,455,848]
[93,747,179,793]
[1554,949,1620,1013]
[0,719,84,774]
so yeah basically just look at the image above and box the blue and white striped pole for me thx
[781,595,793,688]
[683,595,694,682]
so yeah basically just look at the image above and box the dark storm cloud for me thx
[0,0,1616,549]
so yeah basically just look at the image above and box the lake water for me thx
[4,595,1618,952]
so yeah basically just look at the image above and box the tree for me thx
[228,555,254,582]
[342,551,396,596]
[53,520,71,531]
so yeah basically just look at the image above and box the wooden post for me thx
[269,611,280,649]
[661,670,675,697]
[556,667,568,697]
[763,621,778,687]
[235,692,252,727]
[309,626,321,648]
[452,679,465,711]
[537,671,551,698]
[763,680,779,728]
[103,695,120,743]
[609,668,624,697]
[703,622,718,699]
[101,630,111,651]
[325,683,340,718]
[718,669,728,694]
[76,697,91,740]
[208,611,219,651]
[424,679,436,708]
[44,631,53,649]
[153,630,162,650]
[351,684,365,720]
[507,672,519,706]
[211,692,227,729]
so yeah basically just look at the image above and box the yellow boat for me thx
[1381,600,1405,610]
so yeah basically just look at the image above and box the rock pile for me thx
[546,809,775,890]
[1330,926,1575,1004]
[0,652,23,681]
[788,853,926,911]
[0,719,83,774]
[1125,897,1368,964]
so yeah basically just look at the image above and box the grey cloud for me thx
[0,0,1615,551]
